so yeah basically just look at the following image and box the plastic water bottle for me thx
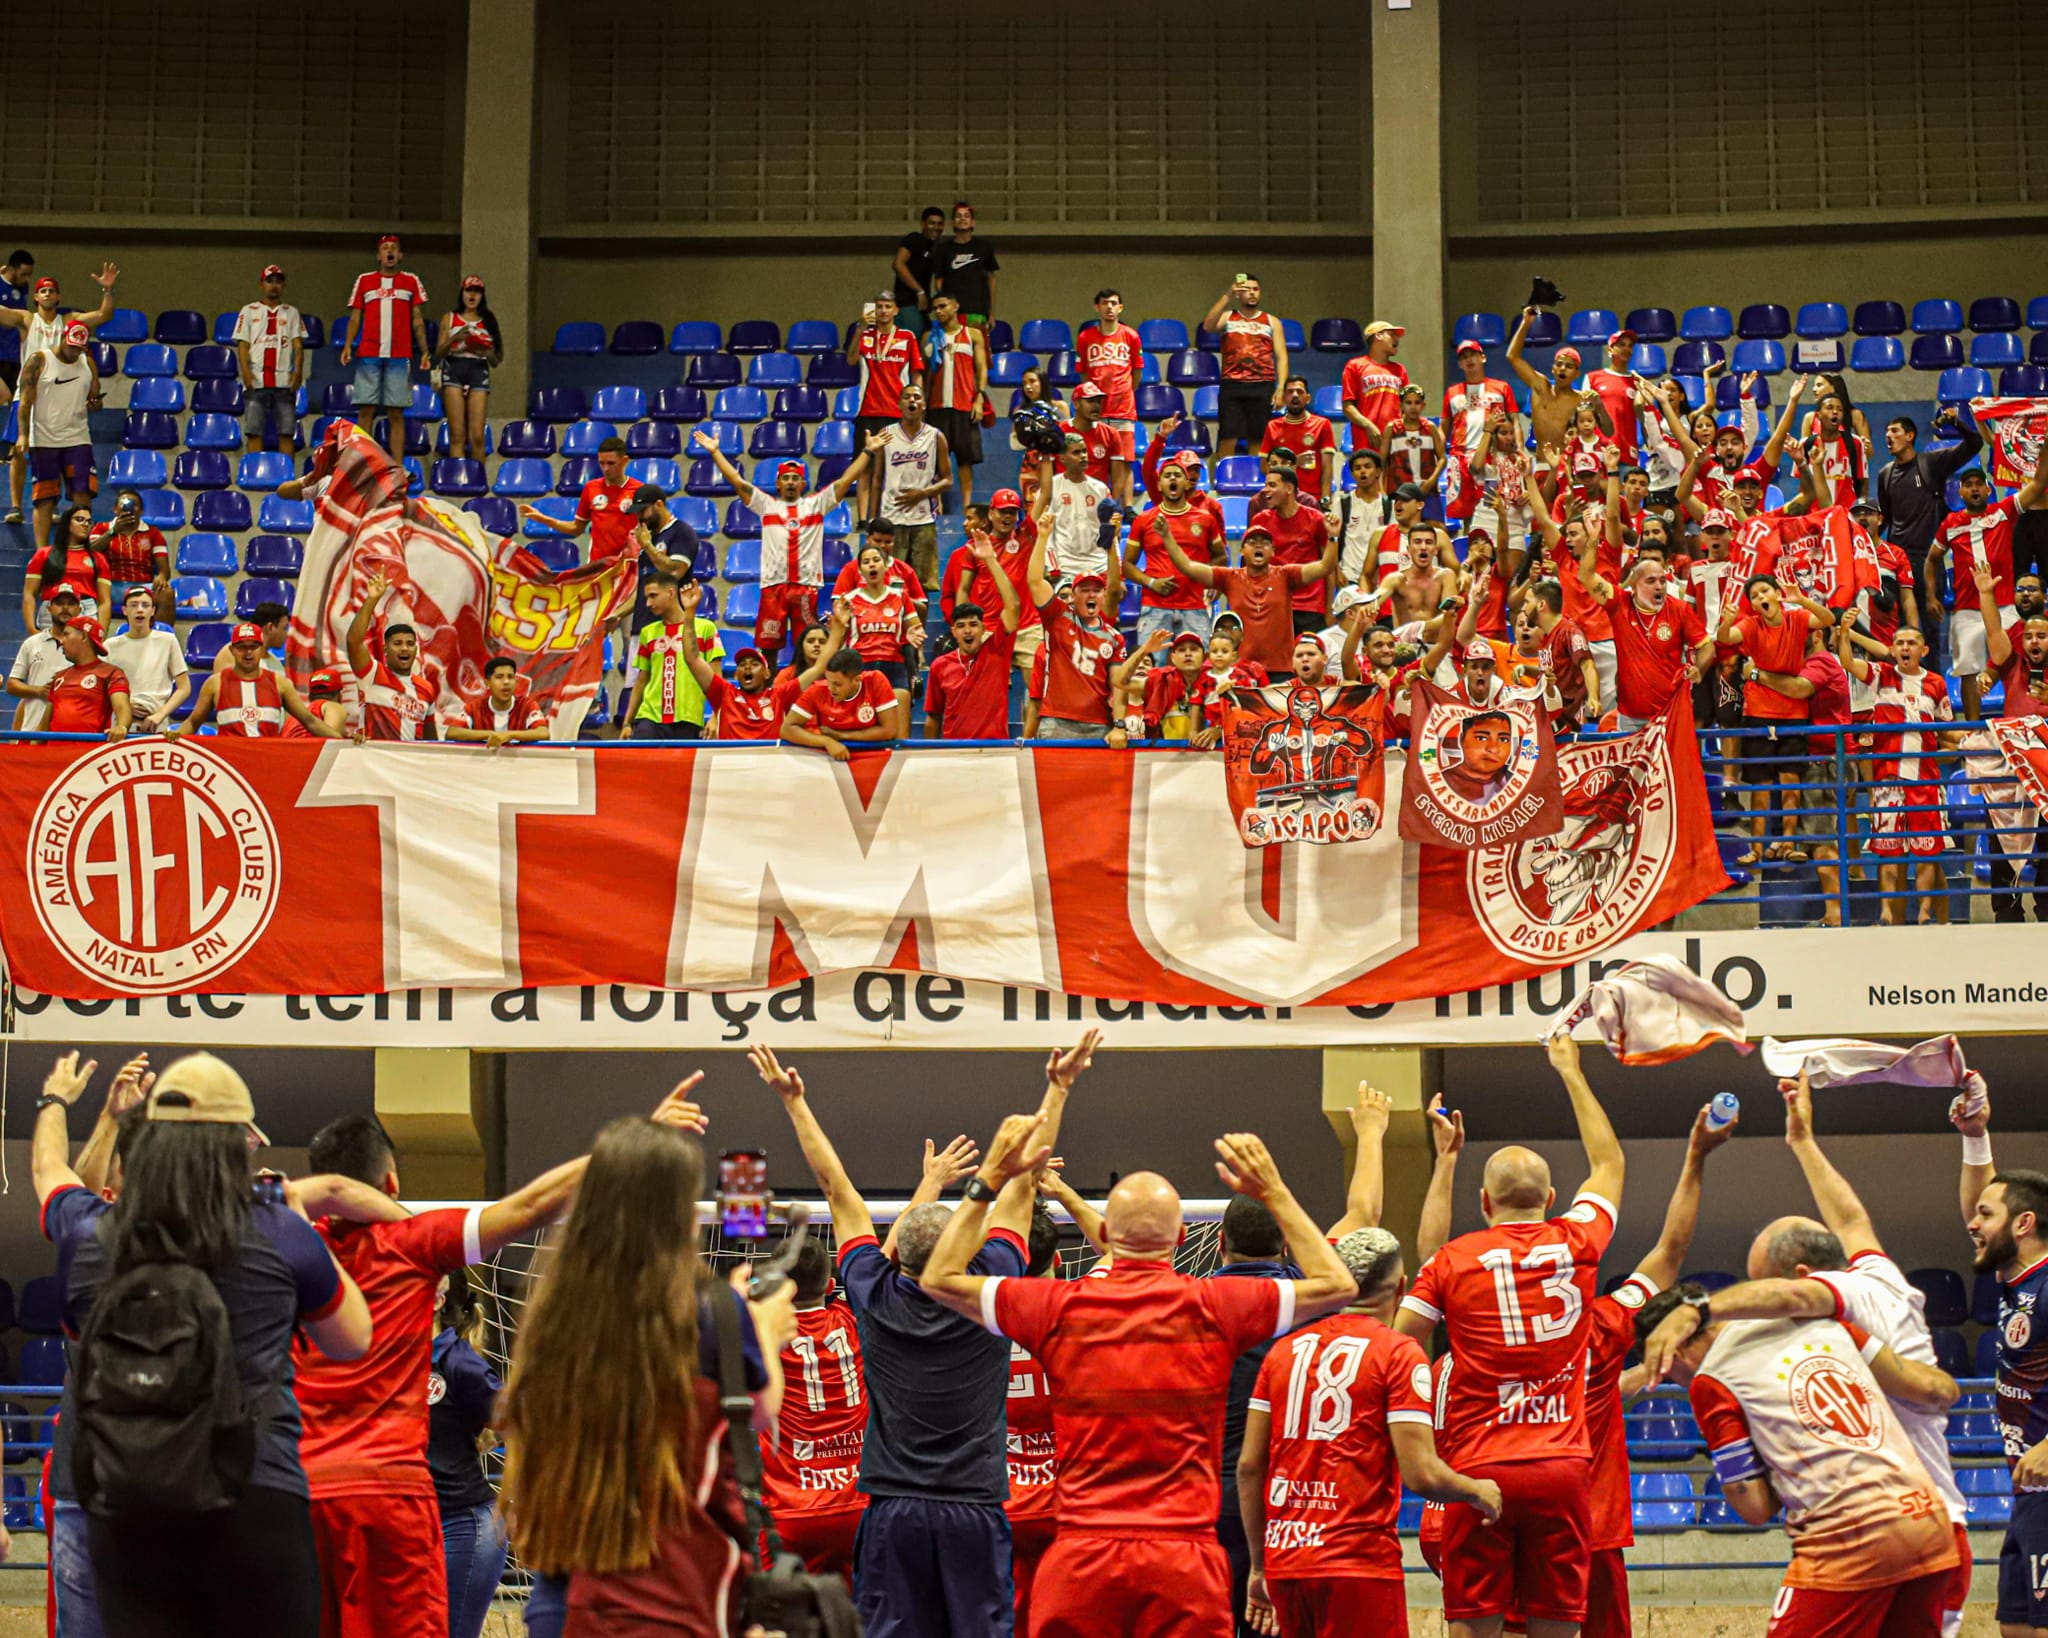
[1705,1092,1740,1133]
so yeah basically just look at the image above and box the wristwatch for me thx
[961,1176,998,1204]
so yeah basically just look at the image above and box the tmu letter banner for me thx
[0,702,1725,1007]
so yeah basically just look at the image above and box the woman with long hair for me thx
[841,539,925,736]
[430,1274,508,1638]
[21,501,108,632]
[1010,366,1067,508]
[501,1094,792,1638]
[40,1050,371,1638]
[435,276,502,463]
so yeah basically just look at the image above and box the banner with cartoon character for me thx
[1220,680,1387,847]
[284,422,633,737]
[1974,396,2047,489]
[1399,677,1563,850]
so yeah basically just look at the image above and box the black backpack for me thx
[72,1227,271,1520]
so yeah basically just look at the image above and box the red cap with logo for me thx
[461,274,485,292]
[1701,507,1736,532]
[68,616,107,655]
[377,234,401,248]
[231,621,265,646]
[261,264,286,281]
[1073,381,1106,401]
[62,322,89,346]
[775,460,806,481]
[988,488,1022,510]
[1456,339,1486,355]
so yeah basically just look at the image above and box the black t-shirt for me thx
[633,514,703,631]
[934,240,1000,316]
[1209,1257,1298,1520]
[894,232,938,307]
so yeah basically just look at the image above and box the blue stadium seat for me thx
[1738,304,1792,340]
[1139,318,1190,353]
[1276,318,1305,353]
[650,386,707,423]
[552,321,604,355]
[129,377,185,413]
[185,413,240,451]
[1958,1466,2012,1528]
[1626,307,1677,342]
[459,497,512,537]
[1214,457,1264,495]
[626,457,681,491]
[521,497,575,537]
[821,504,853,542]
[1795,302,1849,338]
[723,540,762,583]
[787,319,841,355]
[811,421,854,458]
[107,450,167,489]
[182,621,232,669]
[2003,365,2048,396]
[989,351,1037,388]
[720,587,759,631]
[236,452,293,491]
[1731,340,1785,376]
[832,388,860,420]
[672,497,718,536]
[234,578,293,620]
[1218,494,1250,538]
[685,457,733,498]
[1625,1408,1703,1460]
[1162,418,1211,455]
[98,307,148,344]
[319,382,356,416]
[1907,1268,1969,1327]
[1138,354,1162,387]
[1949,1394,2003,1457]
[2025,296,2048,330]
[1936,366,1990,404]
[1310,318,1364,354]
[1679,306,1733,341]
[748,352,802,387]
[122,343,176,379]
[257,495,312,533]
[555,456,598,495]
[774,386,828,424]
[1975,1272,2003,1328]
[807,353,857,390]
[431,458,486,497]
[671,321,723,355]
[1453,313,1507,348]
[1310,385,1344,420]
[122,410,179,450]
[609,320,663,356]
[1630,1472,1696,1531]
[1019,319,1073,354]
[171,577,228,619]
[727,320,781,355]
[1516,311,1562,347]
[521,537,578,576]
[136,492,182,533]
[748,421,804,459]
[176,533,238,576]
[1168,350,1220,388]
[492,457,552,498]
[1912,298,1964,334]
[243,535,303,578]
[1978,1329,2002,1377]
[1932,1328,1970,1378]
[1042,349,1079,388]
[1672,341,1725,376]
[1850,300,1905,337]
[561,420,619,457]
[1136,384,1184,422]
[2033,333,2048,367]
[592,385,647,423]
[1700,1476,1777,1528]
[155,309,205,345]
[1567,308,1619,345]
[626,421,682,458]
[210,312,237,345]
[1972,332,2023,368]
[530,386,587,423]
[714,386,768,422]
[182,344,235,380]
[1672,374,1707,410]
[1629,343,1667,376]
[722,500,761,540]
[191,378,244,417]
[404,381,441,421]
[1970,296,2021,332]
[173,452,231,490]
[1851,336,1904,373]
[687,353,743,390]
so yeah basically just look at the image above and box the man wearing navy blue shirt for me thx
[1955,1087,2048,1636]
[750,1033,1099,1638]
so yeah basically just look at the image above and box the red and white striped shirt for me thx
[353,656,438,741]
[928,324,981,413]
[743,485,830,588]
[213,671,287,736]
[348,271,428,360]
[1868,662,1950,784]
[232,301,305,389]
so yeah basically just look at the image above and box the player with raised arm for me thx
[1393,1034,1627,1638]
[751,1035,1096,1638]
[921,1096,1356,1638]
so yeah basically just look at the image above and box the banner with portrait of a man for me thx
[1399,677,1564,850]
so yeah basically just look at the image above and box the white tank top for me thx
[29,346,93,448]
[24,308,63,360]
[880,423,940,525]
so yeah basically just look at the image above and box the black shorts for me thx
[854,415,895,452]
[0,357,18,394]
[1291,610,1324,637]
[1738,715,1807,764]
[927,407,983,468]
[629,718,702,740]
[440,354,491,391]
[2000,1492,2048,1626]
[1217,380,1274,446]
[871,658,911,691]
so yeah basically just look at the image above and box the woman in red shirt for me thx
[1719,573,1836,865]
[21,505,110,633]
[841,541,927,728]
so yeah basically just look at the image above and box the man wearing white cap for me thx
[233,264,305,454]
[1340,320,1410,451]
[1316,583,1383,676]
[18,318,102,548]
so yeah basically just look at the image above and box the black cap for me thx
[1393,483,1427,504]
[625,483,667,515]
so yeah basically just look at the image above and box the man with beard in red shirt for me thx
[1123,456,1220,647]
[682,596,844,741]
[925,536,1022,739]
[1251,467,1334,636]
[1259,377,1339,505]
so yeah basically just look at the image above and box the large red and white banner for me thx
[1974,396,2046,488]
[0,705,1725,1006]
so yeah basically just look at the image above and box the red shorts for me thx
[1029,1530,1228,1637]
[756,582,820,652]
[1096,424,1135,462]
[1868,783,1949,858]
[310,1491,447,1638]
[1010,1513,1057,1629]
[1441,1456,1592,1625]
[1766,1567,1950,1638]
[1941,1523,1971,1634]
[1269,1574,1406,1638]
[1420,1503,1526,1630]
[1583,1546,1630,1638]
[776,1503,864,1578]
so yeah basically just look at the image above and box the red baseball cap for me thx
[377,234,401,248]
[261,264,286,281]
[62,322,89,346]
[1456,339,1486,355]
[1554,346,1582,371]
[68,616,107,655]
[733,646,766,666]
[230,621,265,645]
[1170,631,1205,651]
[1071,571,1108,589]
[1608,328,1638,346]
[1172,449,1205,473]
[1074,382,1106,401]
[988,488,1022,510]
[461,274,485,292]
[775,460,806,481]
[1701,508,1736,532]
[32,277,56,294]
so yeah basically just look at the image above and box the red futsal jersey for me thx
[1547,537,1616,643]
[1584,1273,1657,1552]
[1259,416,1340,503]
[1936,498,2021,607]
[575,477,641,566]
[214,669,288,736]
[704,673,799,740]
[353,655,437,741]
[984,1257,1286,1531]
[466,693,546,736]
[1249,1313,1434,1580]
[1036,600,1126,725]
[1608,595,1706,721]
[1129,505,1217,611]
[856,326,925,420]
[296,1208,482,1497]
[348,270,427,358]
[1006,1338,1058,1528]
[763,1301,867,1521]
[46,661,127,734]
[924,629,1016,738]
[1075,322,1143,420]
[1398,1189,1619,1466]
[1341,355,1408,435]
[787,671,897,736]
[1250,504,1332,616]
[843,583,919,663]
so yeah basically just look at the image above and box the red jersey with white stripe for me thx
[1075,322,1143,420]
[856,327,924,420]
[232,301,304,388]
[353,655,438,741]
[844,583,918,663]
[1248,1313,1434,1580]
[213,670,287,736]
[704,673,800,740]
[296,1207,483,1498]
[1442,379,1518,460]
[1870,540,1913,646]
[1006,1339,1058,1526]
[1038,600,1126,726]
[928,324,981,412]
[1868,663,1950,783]
[1808,429,1869,510]
[1399,1191,1619,1466]
[466,693,546,735]
[744,485,830,588]
[1936,497,2021,607]
[763,1301,867,1519]
[347,271,428,359]
[1585,1274,1657,1551]
[984,1258,1287,1531]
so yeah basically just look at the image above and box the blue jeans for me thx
[524,1571,568,1638]
[351,357,413,409]
[52,1500,105,1638]
[441,1501,509,1638]
[1135,604,1212,648]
